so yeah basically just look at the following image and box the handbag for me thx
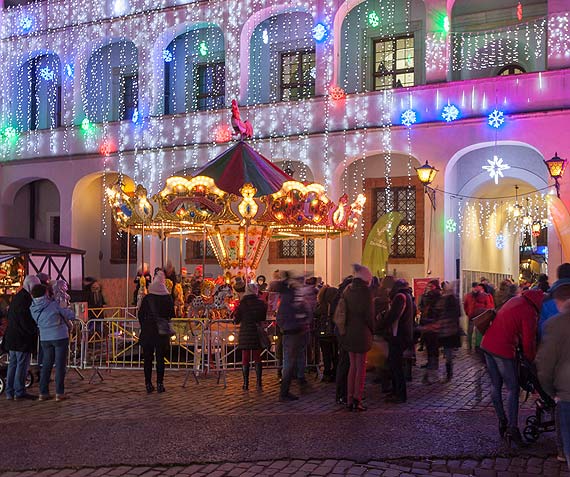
[156,318,175,336]
[333,296,347,336]
[471,308,496,335]
[256,323,271,349]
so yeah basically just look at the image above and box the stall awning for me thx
[0,237,85,255]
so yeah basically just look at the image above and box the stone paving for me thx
[0,349,565,476]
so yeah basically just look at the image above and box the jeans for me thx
[40,339,69,396]
[484,351,519,428]
[558,401,570,471]
[319,337,338,378]
[6,351,31,398]
[295,334,308,380]
[347,352,367,403]
[280,332,305,397]
[424,332,439,370]
[388,338,406,401]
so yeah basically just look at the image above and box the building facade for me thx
[0,0,569,296]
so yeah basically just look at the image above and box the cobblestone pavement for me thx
[0,350,564,476]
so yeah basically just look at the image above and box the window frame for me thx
[268,238,315,265]
[185,239,218,265]
[279,48,316,101]
[364,177,425,264]
[110,220,138,264]
[372,34,415,91]
[194,61,226,111]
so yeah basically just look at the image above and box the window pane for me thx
[278,239,315,258]
[375,186,416,258]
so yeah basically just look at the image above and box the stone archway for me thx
[443,142,554,285]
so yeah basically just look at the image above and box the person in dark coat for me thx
[4,275,41,400]
[138,270,175,394]
[334,275,353,405]
[419,279,442,385]
[381,279,414,403]
[234,283,268,390]
[315,285,339,382]
[341,265,374,411]
[433,281,462,382]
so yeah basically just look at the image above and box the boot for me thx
[498,418,508,438]
[242,364,250,390]
[145,382,155,394]
[445,362,453,383]
[505,427,527,447]
[351,399,367,412]
[255,363,263,389]
[156,383,165,393]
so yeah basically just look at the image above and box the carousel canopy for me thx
[193,141,293,197]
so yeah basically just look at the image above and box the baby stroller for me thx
[0,338,36,396]
[518,355,556,442]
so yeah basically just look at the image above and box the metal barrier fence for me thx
[3,306,322,388]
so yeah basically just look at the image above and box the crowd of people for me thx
[3,261,570,468]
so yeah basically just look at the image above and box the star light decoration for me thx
[445,218,457,233]
[442,103,459,122]
[488,109,505,128]
[401,109,417,127]
[483,155,511,184]
[495,234,505,250]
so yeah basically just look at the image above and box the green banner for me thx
[362,211,403,277]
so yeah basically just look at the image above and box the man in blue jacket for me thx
[539,263,570,340]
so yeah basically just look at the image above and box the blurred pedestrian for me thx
[539,263,570,341]
[315,285,339,382]
[434,281,462,382]
[137,270,175,394]
[381,279,414,403]
[536,281,570,469]
[419,279,442,384]
[234,283,268,390]
[463,282,494,350]
[3,275,40,401]
[341,265,374,411]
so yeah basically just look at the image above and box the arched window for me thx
[85,40,138,123]
[16,54,61,131]
[164,26,225,115]
[497,64,526,76]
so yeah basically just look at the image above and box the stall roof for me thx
[0,237,85,255]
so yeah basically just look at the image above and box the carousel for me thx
[106,102,365,318]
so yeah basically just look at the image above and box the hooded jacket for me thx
[481,289,544,361]
[30,296,76,342]
[341,278,374,353]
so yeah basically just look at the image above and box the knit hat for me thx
[353,264,373,285]
[23,275,41,294]
[244,283,259,297]
[148,270,170,296]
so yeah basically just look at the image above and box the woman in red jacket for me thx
[481,289,544,446]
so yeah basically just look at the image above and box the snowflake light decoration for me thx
[20,16,33,33]
[162,49,173,62]
[262,29,269,45]
[442,103,459,122]
[312,23,328,42]
[483,155,510,184]
[495,234,505,250]
[39,67,55,81]
[368,11,380,27]
[445,218,457,233]
[488,109,505,128]
[401,109,417,127]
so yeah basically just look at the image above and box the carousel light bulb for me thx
[228,334,235,342]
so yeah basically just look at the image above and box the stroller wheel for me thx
[25,370,34,388]
[523,425,540,442]
[526,416,538,426]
